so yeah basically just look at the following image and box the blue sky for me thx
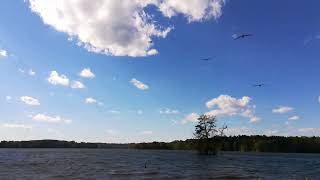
[0,0,320,142]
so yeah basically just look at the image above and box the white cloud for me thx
[288,115,300,121]
[225,127,256,136]
[32,113,72,124]
[28,0,225,57]
[5,96,12,101]
[85,97,103,106]
[130,78,149,90]
[272,106,294,114]
[79,68,95,78]
[108,110,120,114]
[137,110,143,115]
[0,49,7,58]
[264,130,279,136]
[140,130,153,135]
[71,80,86,89]
[318,96,320,104]
[205,95,260,123]
[159,0,224,22]
[2,123,33,129]
[298,128,320,135]
[159,108,179,114]
[47,71,69,86]
[106,129,119,135]
[20,96,40,106]
[28,69,36,76]
[18,69,25,73]
[18,69,36,76]
[181,112,199,124]
[85,97,97,104]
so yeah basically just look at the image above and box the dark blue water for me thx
[0,149,319,179]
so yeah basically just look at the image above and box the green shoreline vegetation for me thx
[1,135,320,153]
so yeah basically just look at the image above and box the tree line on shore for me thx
[132,135,320,153]
[1,136,320,153]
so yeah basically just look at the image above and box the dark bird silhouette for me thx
[200,57,213,61]
[233,33,253,40]
[252,84,265,87]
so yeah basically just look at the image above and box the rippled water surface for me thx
[0,149,320,179]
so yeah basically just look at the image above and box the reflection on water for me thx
[0,149,319,179]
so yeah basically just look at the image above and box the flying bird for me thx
[200,57,213,61]
[233,33,253,40]
[252,83,265,87]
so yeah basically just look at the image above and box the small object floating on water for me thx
[144,160,150,168]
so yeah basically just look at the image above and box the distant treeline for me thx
[0,140,129,149]
[132,136,320,153]
[2,136,320,153]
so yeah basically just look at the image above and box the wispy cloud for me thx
[298,128,320,136]
[108,110,120,114]
[5,96,12,101]
[181,112,199,124]
[159,108,179,114]
[20,96,40,106]
[32,113,72,124]
[85,97,103,106]
[137,110,143,115]
[288,115,300,121]
[2,123,33,129]
[225,127,256,136]
[140,130,153,135]
[71,80,86,89]
[28,69,36,76]
[272,106,294,114]
[130,78,149,90]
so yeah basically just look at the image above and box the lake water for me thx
[0,149,320,179]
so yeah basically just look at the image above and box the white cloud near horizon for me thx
[272,106,294,114]
[130,78,149,90]
[159,108,179,114]
[20,96,40,106]
[71,80,86,89]
[2,123,33,129]
[32,113,72,124]
[205,95,260,123]
[288,115,299,121]
[5,96,12,101]
[28,0,225,57]
[79,68,95,78]
[225,127,256,136]
[140,130,153,135]
[181,112,199,124]
[298,128,320,136]
[0,49,8,58]
[47,71,69,86]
